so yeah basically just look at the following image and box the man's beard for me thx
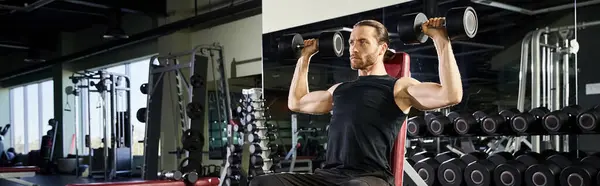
[351,53,376,70]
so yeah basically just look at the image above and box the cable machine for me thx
[69,70,133,181]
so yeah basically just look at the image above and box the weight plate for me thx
[291,33,304,54]
[397,12,429,45]
[136,108,147,123]
[446,6,478,39]
[181,129,204,152]
[140,83,148,94]
[186,102,204,120]
[318,31,345,57]
[463,7,478,38]
[190,74,204,88]
[277,33,303,60]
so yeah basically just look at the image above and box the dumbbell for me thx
[493,150,558,186]
[228,155,242,165]
[246,105,267,113]
[229,144,243,154]
[525,152,578,186]
[227,166,241,178]
[225,175,241,186]
[244,113,270,124]
[232,123,243,133]
[437,150,488,186]
[396,6,478,45]
[277,31,345,59]
[428,111,462,136]
[481,108,521,136]
[251,155,281,167]
[407,116,430,137]
[249,143,278,155]
[454,111,488,136]
[157,170,183,180]
[183,171,199,183]
[247,123,276,133]
[413,151,460,185]
[543,105,583,134]
[464,151,514,186]
[511,107,550,135]
[577,105,600,133]
[560,153,600,186]
[248,133,277,143]
[407,112,443,137]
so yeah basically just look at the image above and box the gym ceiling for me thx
[0,0,594,88]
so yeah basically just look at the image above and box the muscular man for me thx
[250,18,463,186]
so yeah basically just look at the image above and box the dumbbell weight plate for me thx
[407,116,428,137]
[494,151,556,186]
[543,105,582,133]
[414,151,457,185]
[560,153,600,186]
[277,33,304,59]
[464,152,514,186]
[437,151,488,186]
[446,6,478,39]
[524,153,573,186]
[397,12,429,45]
[318,31,345,57]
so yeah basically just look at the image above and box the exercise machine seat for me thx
[384,52,410,186]
[65,177,220,186]
[0,166,40,173]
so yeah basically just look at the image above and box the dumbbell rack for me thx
[220,88,279,186]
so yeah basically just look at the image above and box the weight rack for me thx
[142,44,233,180]
[221,88,280,186]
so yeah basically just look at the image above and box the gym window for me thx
[8,80,54,154]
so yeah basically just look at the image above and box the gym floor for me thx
[0,175,139,186]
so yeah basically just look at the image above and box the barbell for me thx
[277,31,345,59]
[397,6,478,45]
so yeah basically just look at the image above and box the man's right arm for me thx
[288,56,339,115]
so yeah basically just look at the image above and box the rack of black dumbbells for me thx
[403,105,600,186]
[221,88,281,186]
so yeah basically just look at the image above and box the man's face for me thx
[348,26,385,70]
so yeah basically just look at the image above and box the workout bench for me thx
[0,166,40,186]
[385,52,427,186]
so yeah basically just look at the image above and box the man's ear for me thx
[380,43,388,56]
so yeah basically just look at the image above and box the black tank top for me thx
[322,75,406,182]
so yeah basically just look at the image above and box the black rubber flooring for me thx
[0,174,141,186]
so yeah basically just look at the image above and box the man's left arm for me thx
[395,37,463,111]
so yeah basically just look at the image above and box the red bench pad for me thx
[0,166,40,173]
[66,178,220,186]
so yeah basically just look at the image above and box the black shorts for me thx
[249,169,392,186]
